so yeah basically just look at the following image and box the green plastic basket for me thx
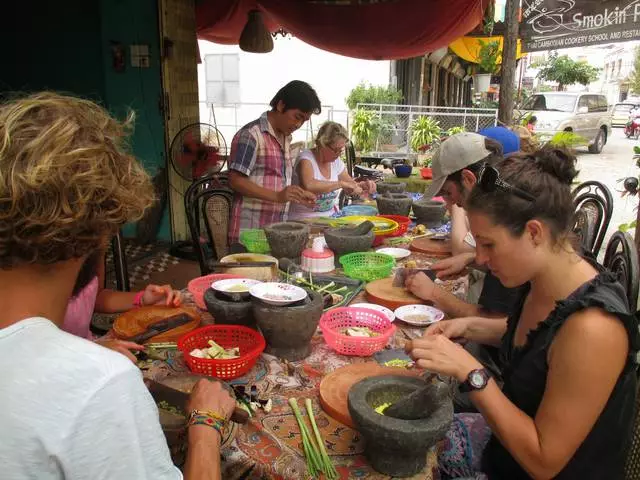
[339,252,395,282]
[239,229,270,254]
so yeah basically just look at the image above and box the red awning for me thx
[197,0,488,60]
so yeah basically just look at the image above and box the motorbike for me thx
[624,114,640,139]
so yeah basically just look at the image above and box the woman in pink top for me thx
[63,249,181,361]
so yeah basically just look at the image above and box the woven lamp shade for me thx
[239,10,274,53]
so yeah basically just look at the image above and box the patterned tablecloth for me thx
[144,252,468,480]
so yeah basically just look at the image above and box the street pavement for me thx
[575,127,639,255]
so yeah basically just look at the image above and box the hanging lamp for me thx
[239,10,273,53]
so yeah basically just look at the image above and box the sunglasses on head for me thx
[478,164,536,202]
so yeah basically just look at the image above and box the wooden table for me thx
[144,250,467,480]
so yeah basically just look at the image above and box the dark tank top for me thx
[483,267,639,479]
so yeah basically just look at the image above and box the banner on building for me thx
[520,0,640,52]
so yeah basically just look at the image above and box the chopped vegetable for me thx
[374,402,392,415]
[413,224,427,235]
[189,340,240,360]
[405,260,417,269]
[341,326,379,337]
[157,400,184,416]
[384,359,414,368]
[263,398,273,413]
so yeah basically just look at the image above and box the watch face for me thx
[469,371,486,388]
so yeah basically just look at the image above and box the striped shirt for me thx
[228,112,292,244]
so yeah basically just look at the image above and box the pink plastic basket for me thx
[319,307,395,356]
[188,274,244,310]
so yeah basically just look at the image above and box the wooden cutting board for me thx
[319,363,421,428]
[409,237,451,257]
[113,305,201,343]
[365,277,423,310]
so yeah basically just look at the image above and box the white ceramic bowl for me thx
[211,278,262,301]
[394,304,445,326]
[351,303,396,322]
[250,282,308,306]
[375,247,412,260]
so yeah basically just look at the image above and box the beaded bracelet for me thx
[187,410,227,435]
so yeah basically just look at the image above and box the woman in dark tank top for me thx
[406,146,639,479]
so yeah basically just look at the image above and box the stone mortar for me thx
[376,182,407,195]
[348,375,453,477]
[324,227,375,267]
[376,193,413,216]
[264,222,310,260]
[203,288,256,329]
[412,200,446,227]
[252,289,323,361]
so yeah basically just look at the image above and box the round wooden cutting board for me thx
[113,305,201,343]
[319,363,421,428]
[365,277,423,310]
[409,237,451,257]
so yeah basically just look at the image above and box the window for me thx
[578,96,589,111]
[597,96,609,112]
[204,54,240,105]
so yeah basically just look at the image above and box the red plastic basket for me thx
[319,307,395,356]
[378,215,411,236]
[178,325,265,379]
[188,274,244,310]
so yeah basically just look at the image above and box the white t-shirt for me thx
[289,149,346,219]
[0,318,182,480]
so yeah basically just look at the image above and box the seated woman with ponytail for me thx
[405,146,639,479]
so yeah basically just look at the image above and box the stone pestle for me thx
[384,377,451,420]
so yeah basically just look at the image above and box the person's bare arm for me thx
[470,308,628,478]
[450,205,475,256]
[425,316,507,347]
[229,170,315,206]
[94,253,137,312]
[184,380,236,480]
[297,158,342,194]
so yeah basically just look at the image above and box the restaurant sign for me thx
[520,0,640,52]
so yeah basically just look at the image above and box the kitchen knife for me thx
[145,379,250,424]
[129,313,193,344]
[392,268,438,287]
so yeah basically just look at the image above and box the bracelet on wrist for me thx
[187,410,227,436]
[133,291,145,308]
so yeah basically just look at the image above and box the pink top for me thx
[62,277,99,339]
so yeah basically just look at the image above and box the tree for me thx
[535,53,600,91]
[498,0,519,126]
[345,82,403,109]
[628,46,640,95]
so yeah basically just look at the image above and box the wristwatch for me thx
[458,368,490,393]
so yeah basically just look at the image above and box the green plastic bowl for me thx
[339,252,395,282]
[239,229,270,254]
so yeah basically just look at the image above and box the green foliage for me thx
[536,53,600,91]
[345,82,403,110]
[445,126,466,136]
[409,116,442,152]
[477,40,501,74]
[351,109,377,152]
[546,131,589,148]
[619,220,637,232]
[629,46,640,95]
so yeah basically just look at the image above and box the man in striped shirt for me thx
[228,81,319,244]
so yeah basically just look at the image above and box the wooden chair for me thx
[603,231,640,310]
[185,177,234,275]
[107,230,130,291]
[572,181,614,255]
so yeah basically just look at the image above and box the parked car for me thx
[517,92,611,154]
[611,102,639,127]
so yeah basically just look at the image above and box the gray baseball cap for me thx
[423,132,491,199]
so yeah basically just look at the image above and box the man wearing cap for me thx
[405,132,527,412]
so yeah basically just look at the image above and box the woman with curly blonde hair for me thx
[0,93,235,480]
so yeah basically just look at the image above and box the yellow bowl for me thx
[329,216,399,237]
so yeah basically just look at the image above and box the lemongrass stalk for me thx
[289,398,323,475]
[305,399,338,479]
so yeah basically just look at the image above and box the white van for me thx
[517,92,612,153]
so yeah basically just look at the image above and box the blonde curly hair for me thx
[0,92,155,268]
[315,121,348,148]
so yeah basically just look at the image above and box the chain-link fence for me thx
[354,103,498,156]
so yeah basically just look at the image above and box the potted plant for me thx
[474,40,501,93]
[409,116,441,179]
[351,109,376,153]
